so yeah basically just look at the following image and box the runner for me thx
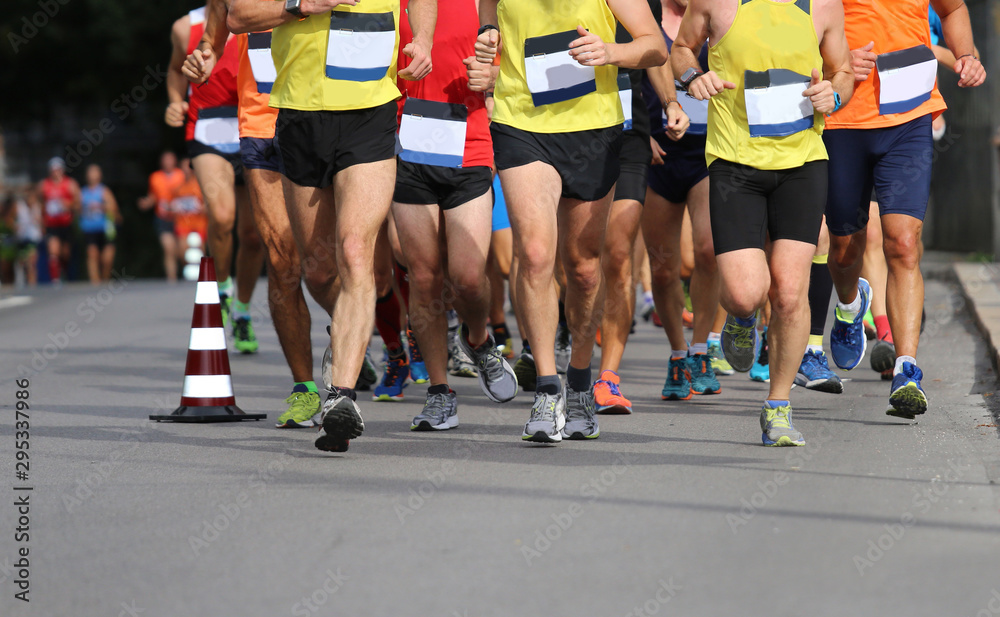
[138,151,185,281]
[39,157,80,284]
[79,164,120,284]
[171,158,208,262]
[794,222,844,393]
[824,0,985,419]
[672,0,854,445]
[473,0,667,443]
[166,5,265,352]
[228,0,436,451]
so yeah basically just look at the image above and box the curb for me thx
[953,262,1000,374]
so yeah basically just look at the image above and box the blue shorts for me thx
[823,115,933,236]
[240,136,281,173]
[491,175,511,232]
[646,135,709,204]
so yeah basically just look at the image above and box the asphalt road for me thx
[1,272,999,617]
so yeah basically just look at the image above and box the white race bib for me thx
[194,107,240,154]
[398,98,467,168]
[524,30,596,107]
[45,198,65,217]
[744,69,814,138]
[325,11,396,82]
[876,45,937,115]
[617,73,633,131]
[668,88,709,135]
[247,32,276,94]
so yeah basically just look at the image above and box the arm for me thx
[68,180,82,214]
[103,187,122,225]
[166,18,191,128]
[931,44,957,71]
[398,0,436,80]
[228,0,356,34]
[931,0,985,87]
[645,63,689,140]
[671,0,734,100]
[183,0,230,84]
[138,177,155,211]
[807,0,854,114]
[569,0,666,70]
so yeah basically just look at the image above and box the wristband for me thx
[957,53,976,60]
[663,99,682,111]
[832,91,842,113]
[478,24,498,36]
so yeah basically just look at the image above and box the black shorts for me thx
[614,129,652,203]
[491,122,623,202]
[274,102,397,189]
[187,140,245,185]
[84,231,108,249]
[709,159,828,255]
[45,226,72,244]
[154,216,175,237]
[647,135,709,204]
[239,137,281,173]
[394,161,493,210]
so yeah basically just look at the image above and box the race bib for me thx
[325,11,395,82]
[617,73,633,131]
[247,32,276,94]
[744,68,814,138]
[669,87,710,135]
[194,106,240,154]
[876,45,937,115]
[398,98,467,168]
[173,196,202,215]
[524,30,596,107]
[45,198,65,217]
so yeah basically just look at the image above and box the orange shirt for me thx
[149,169,185,220]
[827,0,945,130]
[237,32,279,139]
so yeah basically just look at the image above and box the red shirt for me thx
[397,0,492,169]
[184,7,240,142]
[41,177,75,228]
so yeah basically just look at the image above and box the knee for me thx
[517,242,555,279]
[408,264,442,295]
[883,231,921,270]
[302,267,336,297]
[693,242,717,273]
[338,234,374,280]
[448,265,485,300]
[567,260,602,296]
[602,243,632,276]
[209,209,235,235]
[240,228,263,253]
[264,239,300,286]
[767,284,804,319]
[724,282,767,318]
[829,234,862,270]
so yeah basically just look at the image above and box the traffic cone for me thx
[150,257,265,423]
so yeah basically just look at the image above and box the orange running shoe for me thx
[651,310,662,328]
[682,309,694,329]
[594,369,632,414]
[595,327,602,347]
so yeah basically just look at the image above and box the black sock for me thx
[557,301,567,326]
[566,365,591,392]
[330,386,357,401]
[427,384,450,395]
[522,339,532,355]
[809,259,834,336]
[492,322,510,340]
[536,374,561,395]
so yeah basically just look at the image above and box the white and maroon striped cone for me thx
[150,257,265,423]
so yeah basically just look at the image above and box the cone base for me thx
[149,405,266,423]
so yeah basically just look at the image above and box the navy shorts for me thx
[647,135,709,204]
[187,140,245,185]
[824,115,933,236]
[240,137,281,173]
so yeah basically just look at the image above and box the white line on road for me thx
[0,296,33,311]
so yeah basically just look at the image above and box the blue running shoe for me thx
[721,312,760,372]
[689,353,721,394]
[749,328,770,383]
[407,328,429,384]
[661,357,693,400]
[886,362,927,419]
[794,349,844,394]
[760,402,805,447]
[830,278,872,370]
[373,356,410,401]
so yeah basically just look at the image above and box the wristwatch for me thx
[285,0,302,17]
[478,24,498,36]
[679,67,703,90]
[832,91,842,113]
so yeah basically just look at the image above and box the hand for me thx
[802,68,836,114]
[300,0,358,17]
[955,54,986,88]
[475,28,499,65]
[165,101,189,128]
[687,71,735,100]
[569,25,612,67]
[650,136,666,165]
[664,102,689,141]
[464,56,494,92]
[182,45,216,84]
[485,95,494,121]
[851,41,876,82]
[399,39,432,81]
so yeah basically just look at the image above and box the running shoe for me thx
[459,325,518,403]
[682,280,693,313]
[830,277,872,370]
[794,350,844,394]
[721,312,759,373]
[275,385,322,428]
[555,322,572,374]
[593,369,632,414]
[749,329,770,383]
[233,316,259,354]
[494,326,516,360]
[407,328,429,384]
[661,357,693,401]
[651,310,662,328]
[595,327,602,348]
[640,297,656,322]
[682,309,694,329]
[886,361,927,420]
[373,356,409,401]
[448,328,478,378]
[411,389,459,431]
[522,388,566,443]
[219,293,231,331]
[689,353,721,394]
[355,348,378,391]
[513,352,537,392]
[863,309,877,341]
[708,341,735,376]
[315,391,365,452]
[760,403,805,447]
[870,338,896,374]
[562,384,600,439]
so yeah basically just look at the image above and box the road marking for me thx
[0,296,32,311]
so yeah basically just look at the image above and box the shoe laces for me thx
[565,389,594,422]
[477,345,507,381]
[766,407,793,429]
[234,318,254,341]
[724,320,755,348]
[285,390,315,409]
[407,329,424,363]
[422,391,452,418]
[384,357,406,384]
[669,358,687,382]
[530,393,559,423]
[597,378,622,398]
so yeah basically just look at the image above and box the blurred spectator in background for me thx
[0,190,42,287]
[138,151,184,281]
[80,164,122,284]
[0,196,16,284]
[171,157,207,260]
[39,156,80,284]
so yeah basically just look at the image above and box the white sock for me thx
[643,291,653,304]
[217,277,233,297]
[807,344,823,355]
[894,355,916,376]
[690,342,708,356]
[837,289,863,320]
[671,349,688,360]
[707,332,721,343]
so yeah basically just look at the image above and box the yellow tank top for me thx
[706,0,827,170]
[269,2,400,112]
[492,0,623,133]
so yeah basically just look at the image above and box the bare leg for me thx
[881,213,923,359]
[159,233,178,282]
[642,188,688,351]
[599,198,642,372]
[234,183,265,305]
[192,154,237,283]
[86,244,100,284]
[765,240,818,401]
